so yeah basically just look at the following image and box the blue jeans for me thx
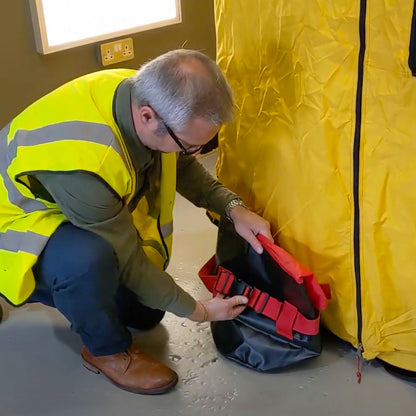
[30,222,165,356]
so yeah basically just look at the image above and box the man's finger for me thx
[257,227,273,242]
[232,295,248,306]
[249,237,263,254]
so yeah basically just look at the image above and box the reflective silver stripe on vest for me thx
[160,221,173,238]
[9,121,124,158]
[0,123,48,212]
[0,229,49,254]
[0,121,128,213]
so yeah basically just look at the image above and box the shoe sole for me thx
[82,359,179,395]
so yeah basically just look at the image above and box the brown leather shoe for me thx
[81,343,178,394]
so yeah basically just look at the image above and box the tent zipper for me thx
[352,0,367,383]
[409,0,416,75]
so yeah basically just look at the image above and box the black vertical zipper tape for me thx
[158,216,170,270]
[353,0,367,354]
[409,0,416,75]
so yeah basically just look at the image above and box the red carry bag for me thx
[199,218,329,372]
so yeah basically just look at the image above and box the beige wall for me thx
[0,1,215,126]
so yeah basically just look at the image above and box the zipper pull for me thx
[356,342,363,383]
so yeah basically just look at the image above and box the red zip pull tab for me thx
[356,342,363,384]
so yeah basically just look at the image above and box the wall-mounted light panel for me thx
[29,0,182,54]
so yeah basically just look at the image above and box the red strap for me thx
[247,287,262,308]
[215,268,234,295]
[198,257,321,340]
[275,302,298,339]
[258,292,320,340]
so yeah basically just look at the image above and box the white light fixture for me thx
[29,0,182,54]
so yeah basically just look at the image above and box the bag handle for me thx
[199,256,323,340]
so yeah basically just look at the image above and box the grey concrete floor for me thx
[0,151,415,416]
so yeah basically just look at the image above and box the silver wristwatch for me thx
[225,198,248,222]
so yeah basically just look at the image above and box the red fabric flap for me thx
[198,255,218,293]
[257,234,329,310]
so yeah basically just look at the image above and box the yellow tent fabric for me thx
[214,0,416,371]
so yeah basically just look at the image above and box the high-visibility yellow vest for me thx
[0,69,176,306]
[215,0,416,370]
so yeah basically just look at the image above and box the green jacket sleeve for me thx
[176,154,238,214]
[35,172,196,317]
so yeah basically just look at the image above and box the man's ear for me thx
[138,105,158,126]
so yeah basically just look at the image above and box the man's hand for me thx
[230,205,273,254]
[188,294,248,322]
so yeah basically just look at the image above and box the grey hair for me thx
[131,49,234,132]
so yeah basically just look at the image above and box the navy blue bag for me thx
[199,218,329,372]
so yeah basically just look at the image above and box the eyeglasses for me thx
[162,121,204,156]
